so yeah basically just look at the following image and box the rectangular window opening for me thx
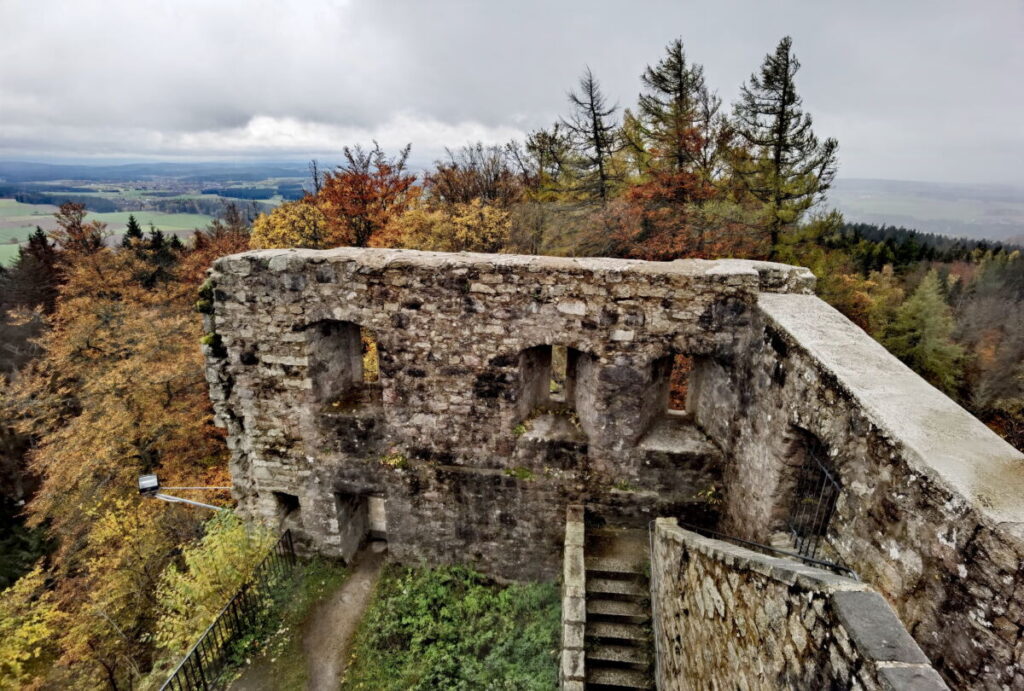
[549,345,568,402]
[361,327,379,384]
[667,354,693,412]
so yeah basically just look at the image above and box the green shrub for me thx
[341,565,560,691]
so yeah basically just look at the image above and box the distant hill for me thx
[0,160,309,183]
[829,178,1024,243]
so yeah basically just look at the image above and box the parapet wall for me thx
[651,519,948,690]
[689,293,1024,688]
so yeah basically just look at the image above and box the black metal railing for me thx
[159,530,297,691]
[786,443,841,560]
[678,521,857,580]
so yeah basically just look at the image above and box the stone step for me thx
[586,621,650,643]
[586,666,654,689]
[587,598,648,621]
[587,577,649,598]
[586,643,651,667]
[585,556,647,577]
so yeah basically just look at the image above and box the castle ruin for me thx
[203,248,1024,689]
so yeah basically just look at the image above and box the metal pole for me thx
[154,493,226,512]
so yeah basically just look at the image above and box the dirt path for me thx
[230,543,385,691]
[303,545,385,690]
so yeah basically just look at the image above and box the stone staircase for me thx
[583,528,653,690]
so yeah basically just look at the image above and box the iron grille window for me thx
[786,440,840,559]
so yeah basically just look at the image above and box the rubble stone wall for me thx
[203,248,806,579]
[688,293,1024,688]
[651,519,948,690]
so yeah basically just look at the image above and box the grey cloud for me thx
[0,0,1021,183]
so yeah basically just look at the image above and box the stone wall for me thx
[651,518,948,690]
[689,293,1024,688]
[203,249,800,579]
[203,246,1024,686]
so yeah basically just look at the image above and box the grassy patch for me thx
[341,564,560,691]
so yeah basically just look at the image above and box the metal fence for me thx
[159,530,297,691]
[678,521,857,580]
[786,442,841,560]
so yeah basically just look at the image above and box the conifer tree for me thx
[562,67,619,201]
[733,36,838,250]
[121,214,144,247]
[881,270,964,395]
[632,39,717,177]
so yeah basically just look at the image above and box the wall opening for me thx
[273,491,301,527]
[361,327,379,383]
[306,319,382,410]
[667,354,692,412]
[548,345,568,402]
[367,495,387,539]
[781,431,841,559]
[334,490,370,559]
[516,344,589,441]
[518,344,584,414]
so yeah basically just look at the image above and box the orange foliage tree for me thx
[317,142,419,247]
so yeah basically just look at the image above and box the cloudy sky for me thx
[1,0,1021,183]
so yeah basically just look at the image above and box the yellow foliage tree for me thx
[249,200,332,249]
[155,512,274,655]
[0,565,64,690]
[376,198,512,253]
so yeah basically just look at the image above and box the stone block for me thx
[561,648,585,681]
[875,665,951,691]
[832,591,929,664]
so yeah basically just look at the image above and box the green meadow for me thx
[0,199,215,265]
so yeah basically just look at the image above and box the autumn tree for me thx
[4,204,244,688]
[155,512,273,656]
[0,564,64,689]
[378,198,512,253]
[511,125,574,200]
[629,38,722,185]
[732,36,838,250]
[426,144,524,207]
[318,142,418,246]
[250,199,331,249]
[51,202,107,255]
[562,68,620,202]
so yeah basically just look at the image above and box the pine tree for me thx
[561,67,619,201]
[121,214,144,247]
[632,39,717,177]
[881,270,964,395]
[733,36,838,250]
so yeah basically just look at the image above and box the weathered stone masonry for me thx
[204,247,1024,687]
[651,518,948,690]
[203,249,783,580]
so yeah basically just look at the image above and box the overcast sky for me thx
[1,0,1021,184]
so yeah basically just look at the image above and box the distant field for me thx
[0,199,215,265]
